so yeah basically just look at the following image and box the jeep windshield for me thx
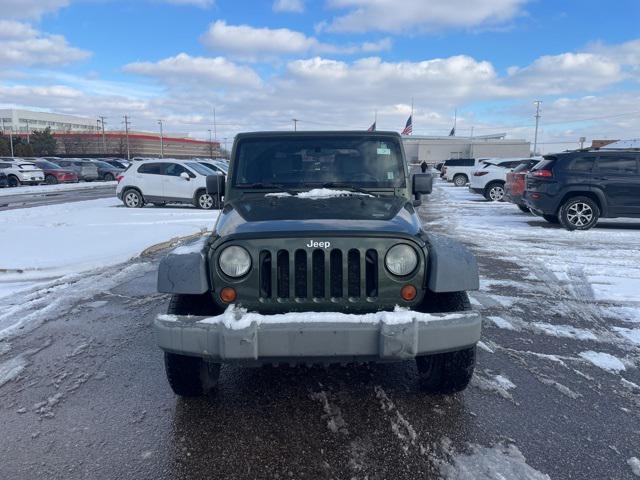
[232,136,406,192]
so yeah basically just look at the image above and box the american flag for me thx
[401,115,412,135]
[367,121,376,132]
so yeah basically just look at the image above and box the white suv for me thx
[468,158,535,201]
[0,160,45,187]
[116,159,221,209]
[442,158,488,186]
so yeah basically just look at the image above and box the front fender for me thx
[420,232,479,292]
[157,242,210,294]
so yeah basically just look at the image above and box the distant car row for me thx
[0,157,131,187]
[116,158,228,209]
[436,149,640,230]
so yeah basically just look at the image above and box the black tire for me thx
[104,173,115,182]
[484,181,505,201]
[195,190,217,210]
[8,176,20,188]
[542,214,559,224]
[416,346,476,394]
[452,174,468,187]
[45,174,58,185]
[164,352,220,397]
[165,294,221,397]
[415,291,475,393]
[558,196,600,231]
[517,204,530,213]
[122,189,144,208]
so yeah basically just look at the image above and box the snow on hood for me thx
[194,305,469,330]
[265,188,372,199]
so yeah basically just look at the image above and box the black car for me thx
[523,150,640,230]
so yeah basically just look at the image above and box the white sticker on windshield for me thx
[377,148,391,155]
[387,171,394,180]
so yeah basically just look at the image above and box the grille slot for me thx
[347,249,361,298]
[312,250,325,298]
[365,249,378,298]
[294,249,307,298]
[330,250,343,298]
[259,250,271,298]
[276,250,289,298]
[261,246,378,301]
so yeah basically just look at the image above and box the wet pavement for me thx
[0,180,639,479]
[0,184,115,211]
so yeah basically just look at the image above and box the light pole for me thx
[292,118,299,131]
[99,116,107,153]
[25,119,30,143]
[158,120,164,158]
[2,118,14,157]
[208,129,213,158]
[123,115,131,160]
[533,100,542,156]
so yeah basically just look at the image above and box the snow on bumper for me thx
[154,307,482,362]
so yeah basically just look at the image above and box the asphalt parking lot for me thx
[0,181,639,479]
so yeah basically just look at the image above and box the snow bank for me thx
[197,305,468,330]
[579,351,626,372]
[265,188,372,199]
[440,442,551,480]
[0,181,116,197]
[629,457,640,477]
[0,197,218,298]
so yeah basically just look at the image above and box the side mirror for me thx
[180,172,190,181]
[206,174,225,206]
[413,173,433,195]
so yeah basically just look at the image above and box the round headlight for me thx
[385,244,418,276]
[218,246,251,277]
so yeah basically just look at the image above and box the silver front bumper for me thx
[154,310,481,363]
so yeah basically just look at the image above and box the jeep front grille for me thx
[259,248,379,301]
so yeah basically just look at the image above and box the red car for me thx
[504,160,541,212]
[33,159,79,184]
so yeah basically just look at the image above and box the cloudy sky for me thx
[0,0,639,152]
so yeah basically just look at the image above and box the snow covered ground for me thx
[0,181,116,197]
[0,198,218,303]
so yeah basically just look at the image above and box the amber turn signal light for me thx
[400,285,417,301]
[220,287,237,303]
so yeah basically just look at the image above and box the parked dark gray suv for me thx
[523,150,640,230]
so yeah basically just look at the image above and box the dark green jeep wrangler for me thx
[155,131,480,396]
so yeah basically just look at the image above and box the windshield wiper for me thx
[320,182,379,198]
[236,183,297,196]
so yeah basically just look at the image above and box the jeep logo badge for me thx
[306,240,331,249]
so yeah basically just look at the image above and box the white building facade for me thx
[402,134,531,165]
[0,108,99,134]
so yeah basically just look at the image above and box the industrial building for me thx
[50,131,221,159]
[0,108,100,134]
[402,134,531,165]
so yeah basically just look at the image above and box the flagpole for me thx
[410,97,414,135]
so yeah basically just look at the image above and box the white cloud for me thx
[201,20,392,59]
[0,0,69,19]
[201,21,317,56]
[123,53,262,88]
[273,0,304,13]
[0,20,91,67]
[589,39,640,79]
[322,0,527,33]
[507,52,622,94]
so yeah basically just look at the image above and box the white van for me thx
[116,159,221,209]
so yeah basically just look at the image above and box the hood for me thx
[215,195,421,238]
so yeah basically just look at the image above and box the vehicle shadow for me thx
[165,362,475,478]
